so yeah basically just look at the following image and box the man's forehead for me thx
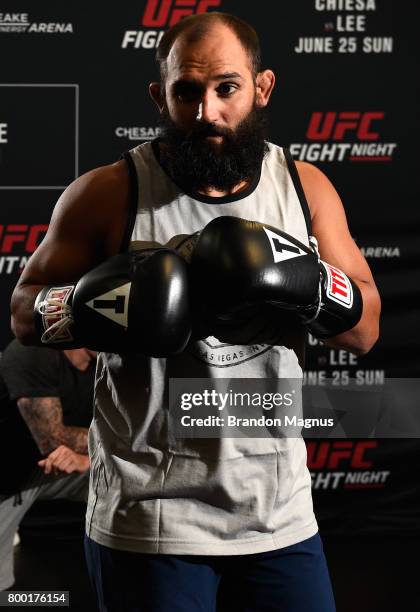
[166,25,251,79]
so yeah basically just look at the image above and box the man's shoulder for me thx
[48,158,132,257]
[293,161,344,221]
[68,159,129,201]
[294,159,338,189]
[48,159,130,235]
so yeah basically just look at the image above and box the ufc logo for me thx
[307,441,377,470]
[142,0,221,27]
[0,224,48,253]
[306,112,384,141]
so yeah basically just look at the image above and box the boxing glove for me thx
[190,216,363,340]
[34,248,191,356]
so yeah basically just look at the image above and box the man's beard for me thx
[158,104,269,193]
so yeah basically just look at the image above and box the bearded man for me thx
[11,12,380,612]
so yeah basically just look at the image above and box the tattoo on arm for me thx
[17,397,88,455]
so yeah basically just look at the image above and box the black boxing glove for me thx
[190,216,362,340]
[34,248,191,356]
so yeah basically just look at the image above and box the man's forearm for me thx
[323,279,381,356]
[58,425,88,454]
[11,283,45,345]
[18,397,88,455]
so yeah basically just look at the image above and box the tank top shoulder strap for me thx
[283,148,312,237]
[119,150,139,253]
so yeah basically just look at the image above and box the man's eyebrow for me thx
[172,73,243,88]
[214,72,243,80]
[172,78,202,88]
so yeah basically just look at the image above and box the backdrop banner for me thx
[1,0,419,534]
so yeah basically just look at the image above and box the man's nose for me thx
[196,92,219,124]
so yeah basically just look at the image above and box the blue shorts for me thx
[84,532,336,612]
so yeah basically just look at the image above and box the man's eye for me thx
[175,87,201,102]
[217,83,237,96]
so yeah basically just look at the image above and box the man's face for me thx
[163,24,258,138]
[153,24,273,192]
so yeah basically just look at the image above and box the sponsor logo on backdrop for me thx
[304,342,385,386]
[294,1,393,55]
[115,126,162,141]
[0,13,73,34]
[0,224,47,275]
[290,111,397,162]
[307,440,391,490]
[0,123,7,143]
[122,0,221,49]
[360,246,400,258]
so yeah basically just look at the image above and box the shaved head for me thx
[156,12,261,83]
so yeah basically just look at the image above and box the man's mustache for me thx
[186,122,232,139]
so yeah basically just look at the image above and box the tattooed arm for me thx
[17,396,88,455]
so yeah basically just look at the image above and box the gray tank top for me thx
[86,141,318,554]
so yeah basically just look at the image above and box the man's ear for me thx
[255,70,275,108]
[149,82,165,112]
